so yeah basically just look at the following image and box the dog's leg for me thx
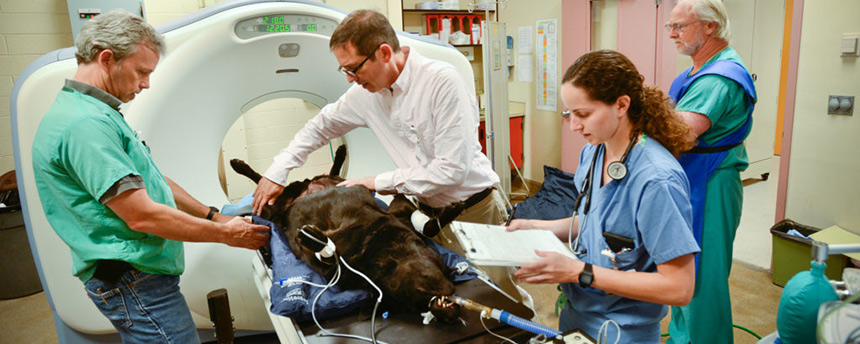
[329,144,347,177]
[229,159,262,184]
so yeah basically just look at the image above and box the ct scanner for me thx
[10,0,478,342]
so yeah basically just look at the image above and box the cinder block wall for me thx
[0,0,74,175]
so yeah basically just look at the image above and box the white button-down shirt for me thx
[264,48,499,208]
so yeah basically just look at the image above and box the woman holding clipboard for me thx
[506,50,700,343]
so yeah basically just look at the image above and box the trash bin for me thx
[770,219,848,287]
[0,170,43,299]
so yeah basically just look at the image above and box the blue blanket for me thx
[513,165,578,220]
[253,216,477,322]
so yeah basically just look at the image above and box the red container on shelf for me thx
[425,13,481,45]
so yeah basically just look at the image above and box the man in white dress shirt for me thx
[252,9,507,229]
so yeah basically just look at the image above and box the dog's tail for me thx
[329,144,347,177]
[230,159,262,184]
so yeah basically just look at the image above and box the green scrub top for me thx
[32,83,183,283]
[674,47,752,172]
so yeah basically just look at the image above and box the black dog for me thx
[230,146,461,320]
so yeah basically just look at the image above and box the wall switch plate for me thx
[842,33,860,57]
[828,95,854,116]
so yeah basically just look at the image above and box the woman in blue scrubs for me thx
[508,50,701,343]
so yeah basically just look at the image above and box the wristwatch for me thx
[205,206,219,221]
[579,263,594,288]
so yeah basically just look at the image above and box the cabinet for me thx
[478,102,525,169]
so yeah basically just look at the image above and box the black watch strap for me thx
[206,206,219,220]
[579,263,594,288]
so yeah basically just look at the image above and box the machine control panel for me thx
[234,14,338,39]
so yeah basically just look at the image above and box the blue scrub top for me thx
[560,136,700,341]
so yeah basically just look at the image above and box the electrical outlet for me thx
[828,95,854,116]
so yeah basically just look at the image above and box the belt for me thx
[92,260,134,285]
[419,187,494,216]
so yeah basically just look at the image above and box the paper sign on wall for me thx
[535,19,557,111]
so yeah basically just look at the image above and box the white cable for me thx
[508,155,531,195]
[479,310,517,344]
[307,257,390,344]
[597,319,621,344]
[496,184,515,211]
[340,258,384,303]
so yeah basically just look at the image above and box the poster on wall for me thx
[535,19,557,111]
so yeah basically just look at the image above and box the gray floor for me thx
[0,160,785,343]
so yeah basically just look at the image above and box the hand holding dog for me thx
[252,177,284,216]
[337,176,381,192]
[221,216,271,250]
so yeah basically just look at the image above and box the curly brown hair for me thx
[562,50,694,157]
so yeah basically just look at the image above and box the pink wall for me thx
[617,1,659,84]
[559,0,590,173]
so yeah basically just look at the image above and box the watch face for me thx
[581,274,593,284]
[579,264,594,287]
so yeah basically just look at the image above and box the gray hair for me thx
[684,0,731,41]
[74,9,165,64]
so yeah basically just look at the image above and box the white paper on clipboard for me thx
[450,221,578,266]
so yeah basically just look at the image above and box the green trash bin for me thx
[770,219,848,287]
[0,171,43,299]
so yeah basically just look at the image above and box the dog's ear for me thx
[282,180,311,201]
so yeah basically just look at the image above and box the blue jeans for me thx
[84,270,200,344]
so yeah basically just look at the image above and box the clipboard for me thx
[450,221,579,266]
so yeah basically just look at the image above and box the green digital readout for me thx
[262,16,285,24]
[257,24,291,32]
[254,23,318,33]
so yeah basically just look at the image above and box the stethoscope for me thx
[569,134,639,255]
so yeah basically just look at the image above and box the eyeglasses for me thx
[337,43,383,77]
[664,21,699,33]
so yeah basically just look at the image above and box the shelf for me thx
[453,44,482,47]
[403,9,494,14]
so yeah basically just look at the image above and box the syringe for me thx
[450,296,563,340]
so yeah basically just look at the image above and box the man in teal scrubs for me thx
[32,10,270,343]
[665,1,757,343]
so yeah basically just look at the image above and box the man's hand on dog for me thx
[222,216,271,250]
[337,176,392,194]
[253,177,285,216]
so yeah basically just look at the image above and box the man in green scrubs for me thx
[32,10,270,343]
[665,1,757,343]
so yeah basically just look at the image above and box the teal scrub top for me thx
[32,82,183,283]
[674,47,752,172]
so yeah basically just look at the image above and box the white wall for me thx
[499,0,563,182]
[785,0,860,232]
[591,0,618,51]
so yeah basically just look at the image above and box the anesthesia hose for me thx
[451,296,562,340]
